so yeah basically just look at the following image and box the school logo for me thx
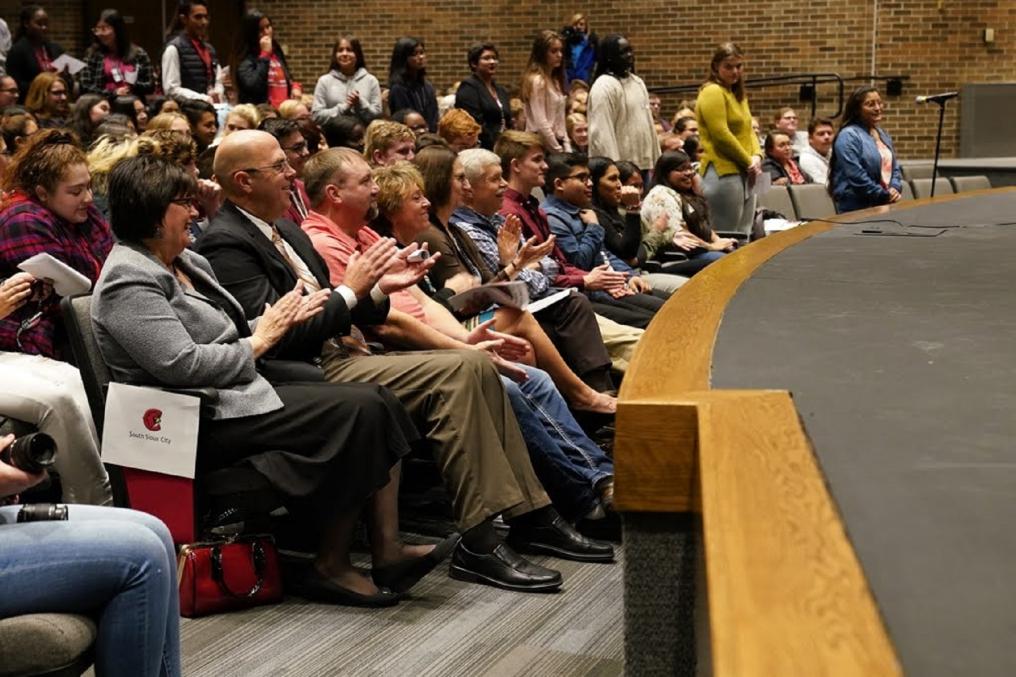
[142,408,163,432]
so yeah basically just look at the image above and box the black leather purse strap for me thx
[210,539,266,598]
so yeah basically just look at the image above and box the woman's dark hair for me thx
[91,8,133,59]
[706,42,746,101]
[827,86,881,197]
[389,37,426,86]
[111,95,141,127]
[650,150,693,191]
[467,42,498,72]
[392,108,422,125]
[107,154,196,242]
[594,34,631,80]
[1,111,37,151]
[70,93,108,147]
[95,113,135,139]
[414,143,457,210]
[3,128,86,194]
[258,116,300,141]
[682,134,701,159]
[329,36,366,73]
[231,9,282,79]
[146,96,173,120]
[588,155,616,209]
[615,160,641,185]
[179,99,216,128]
[322,114,364,150]
[763,130,789,156]
[16,5,44,41]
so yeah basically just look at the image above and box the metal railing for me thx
[649,73,909,119]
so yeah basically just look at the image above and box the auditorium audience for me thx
[641,150,736,275]
[180,99,218,152]
[829,86,903,213]
[454,42,512,151]
[762,131,813,186]
[696,42,763,233]
[543,152,667,320]
[437,108,481,153]
[562,13,597,85]
[674,115,698,141]
[588,155,686,293]
[649,94,670,133]
[200,131,606,592]
[321,114,365,152]
[6,5,64,103]
[453,147,642,375]
[24,71,68,128]
[0,129,112,504]
[0,76,19,109]
[567,79,589,116]
[312,35,382,127]
[147,110,191,136]
[1,110,38,157]
[232,9,295,108]
[409,144,617,413]
[388,37,438,132]
[69,92,109,148]
[799,116,835,186]
[223,102,260,134]
[363,119,416,166]
[94,152,453,605]
[521,30,570,153]
[79,8,154,98]
[616,159,644,194]
[1,453,180,676]
[302,152,618,528]
[587,35,660,173]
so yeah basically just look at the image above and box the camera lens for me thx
[8,432,57,474]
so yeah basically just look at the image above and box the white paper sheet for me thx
[17,252,92,296]
[51,54,87,76]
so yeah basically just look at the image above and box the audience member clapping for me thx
[312,35,382,127]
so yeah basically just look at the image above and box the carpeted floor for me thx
[179,547,625,676]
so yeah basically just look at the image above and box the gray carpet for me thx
[179,549,625,676]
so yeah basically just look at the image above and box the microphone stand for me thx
[929,98,950,197]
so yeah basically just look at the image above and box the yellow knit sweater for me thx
[696,82,762,177]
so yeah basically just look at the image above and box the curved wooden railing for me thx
[611,190,1013,675]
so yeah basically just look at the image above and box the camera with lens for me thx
[17,503,68,522]
[561,25,582,46]
[1,432,57,474]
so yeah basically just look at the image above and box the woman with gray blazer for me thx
[91,155,456,606]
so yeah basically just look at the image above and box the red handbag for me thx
[177,534,283,617]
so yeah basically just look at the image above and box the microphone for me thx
[915,91,959,105]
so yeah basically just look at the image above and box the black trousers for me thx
[199,382,418,512]
[533,291,614,391]
[586,290,665,329]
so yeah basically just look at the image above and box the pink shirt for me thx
[300,211,425,321]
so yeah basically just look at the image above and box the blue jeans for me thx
[502,366,613,519]
[0,505,181,677]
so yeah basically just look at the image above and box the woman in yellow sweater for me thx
[696,43,762,235]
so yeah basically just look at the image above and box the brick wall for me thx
[2,1,1013,158]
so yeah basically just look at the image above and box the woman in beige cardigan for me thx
[521,30,570,153]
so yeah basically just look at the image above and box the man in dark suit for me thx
[197,131,605,592]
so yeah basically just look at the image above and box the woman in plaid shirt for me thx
[0,128,112,505]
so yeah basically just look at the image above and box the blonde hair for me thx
[24,72,64,119]
[362,119,415,164]
[225,104,261,131]
[87,134,138,194]
[147,112,189,132]
[373,161,424,217]
[566,112,587,138]
[278,99,308,120]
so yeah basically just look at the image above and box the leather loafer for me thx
[449,542,563,592]
[507,514,615,563]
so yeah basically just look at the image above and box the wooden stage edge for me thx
[611,190,1015,675]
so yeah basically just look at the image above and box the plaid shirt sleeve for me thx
[457,220,551,299]
[78,51,104,94]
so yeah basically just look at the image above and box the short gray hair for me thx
[458,148,501,183]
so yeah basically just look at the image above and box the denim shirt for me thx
[541,195,634,274]
[830,123,903,213]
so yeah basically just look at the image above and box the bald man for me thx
[197,131,605,592]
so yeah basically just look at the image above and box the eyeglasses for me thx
[239,159,291,175]
[0,87,18,94]
[567,172,591,183]
[50,89,68,98]
[282,140,308,154]
[171,196,196,207]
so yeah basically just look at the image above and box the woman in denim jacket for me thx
[829,87,903,213]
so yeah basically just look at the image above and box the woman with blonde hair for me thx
[23,71,68,129]
[223,103,261,135]
[146,111,191,137]
[521,30,570,153]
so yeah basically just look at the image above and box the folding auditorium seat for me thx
[757,185,797,220]
[910,177,953,199]
[949,175,992,192]
[787,184,836,220]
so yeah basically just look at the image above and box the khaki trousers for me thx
[594,314,644,373]
[322,348,550,530]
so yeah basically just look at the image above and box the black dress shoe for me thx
[372,533,461,594]
[507,514,615,563]
[449,542,563,592]
[576,511,622,543]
